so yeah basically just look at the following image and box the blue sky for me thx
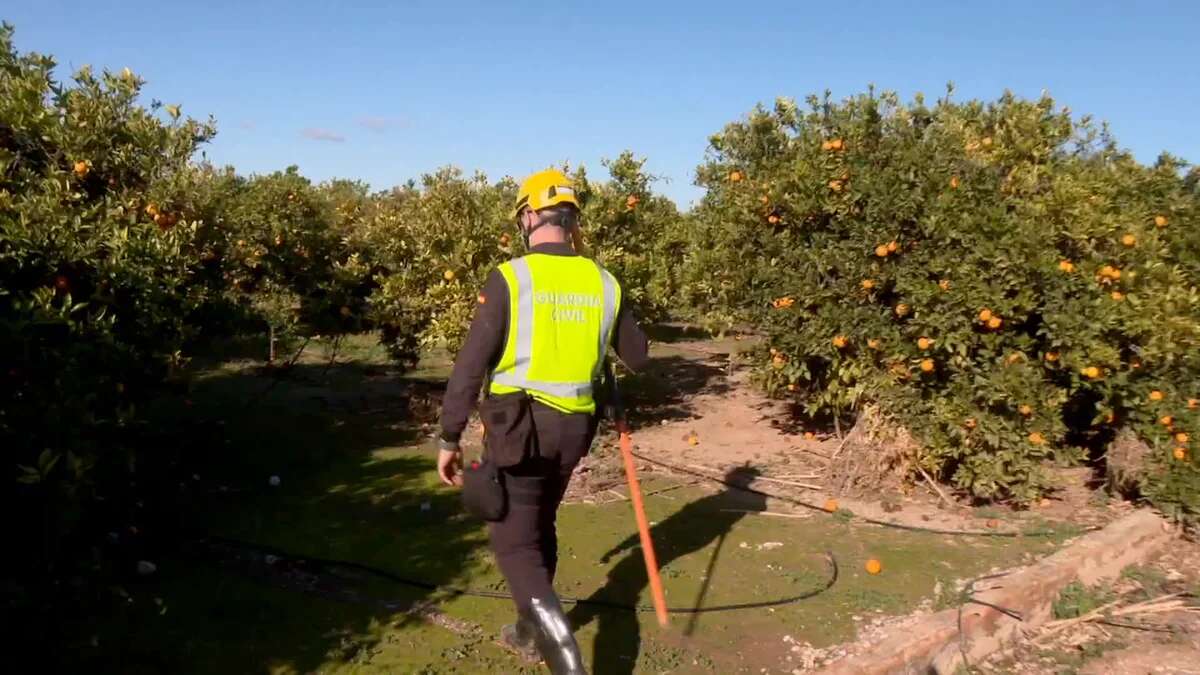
[7,1,1198,208]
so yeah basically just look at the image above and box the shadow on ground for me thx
[57,360,489,675]
[619,355,731,430]
[567,467,767,675]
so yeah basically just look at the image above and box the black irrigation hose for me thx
[198,535,839,615]
[628,451,1098,538]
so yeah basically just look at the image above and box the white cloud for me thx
[301,127,346,143]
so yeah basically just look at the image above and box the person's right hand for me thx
[437,448,464,487]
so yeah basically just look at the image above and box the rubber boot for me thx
[500,615,540,663]
[527,594,587,674]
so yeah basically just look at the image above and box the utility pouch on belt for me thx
[462,458,506,521]
[478,392,536,467]
[461,392,535,521]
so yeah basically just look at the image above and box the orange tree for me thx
[685,88,1199,515]
[572,151,686,323]
[1,23,219,585]
[219,168,376,355]
[352,156,680,366]
[347,167,516,365]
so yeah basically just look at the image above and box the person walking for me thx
[436,169,649,674]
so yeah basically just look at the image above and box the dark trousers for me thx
[488,401,595,613]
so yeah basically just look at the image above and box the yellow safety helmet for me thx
[513,169,580,219]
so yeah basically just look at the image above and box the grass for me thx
[1053,581,1117,620]
[64,333,1076,674]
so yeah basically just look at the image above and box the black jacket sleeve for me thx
[439,270,508,443]
[612,302,650,372]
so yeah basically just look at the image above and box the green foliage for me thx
[685,87,1200,509]
[1,21,217,578]
[1053,581,1116,620]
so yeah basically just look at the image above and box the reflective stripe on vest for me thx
[489,255,619,411]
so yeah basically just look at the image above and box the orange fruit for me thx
[987,317,1003,330]
[767,214,781,224]
[1160,415,1174,427]
[73,160,89,178]
[1176,432,1190,444]
[626,195,639,208]
[1028,432,1046,445]
[861,279,876,290]
[760,195,770,205]
[895,303,910,317]
[1058,260,1075,273]
[828,180,844,192]
[949,176,960,189]
[1006,352,1023,365]
[887,240,899,253]
[832,335,848,349]
[1111,291,1124,301]
[823,498,838,513]
[687,434,699,446]
[145,203,159,217]
[867,338,882,349]
[1174,447,1187,460]
[443,269,456,281]
[1081,366,1101,379]
[981,136,993,148]
[919,358,935,373]
[1188,398,1198,410]
[917,337,933,350]
[1149,390,1164,402]
[1121,234,1137,247]
[978,308,993,322]
[938,279,951,291]
[829,138,844,151]
[875,245,890,257]
[729,170,743,182]
[477,294,487,304]
[964,418,977,430]
[787,383,797,392]
[1154,215,1168,228]
[865,559,882,575]
[1131,359,1142,369]
[1045,352,1059,362]
[1019,404,1033,417]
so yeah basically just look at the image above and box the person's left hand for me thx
[437,448,464,487]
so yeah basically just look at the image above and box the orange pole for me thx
[616,420,670,627]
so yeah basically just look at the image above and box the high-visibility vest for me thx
[489,253,621,414]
